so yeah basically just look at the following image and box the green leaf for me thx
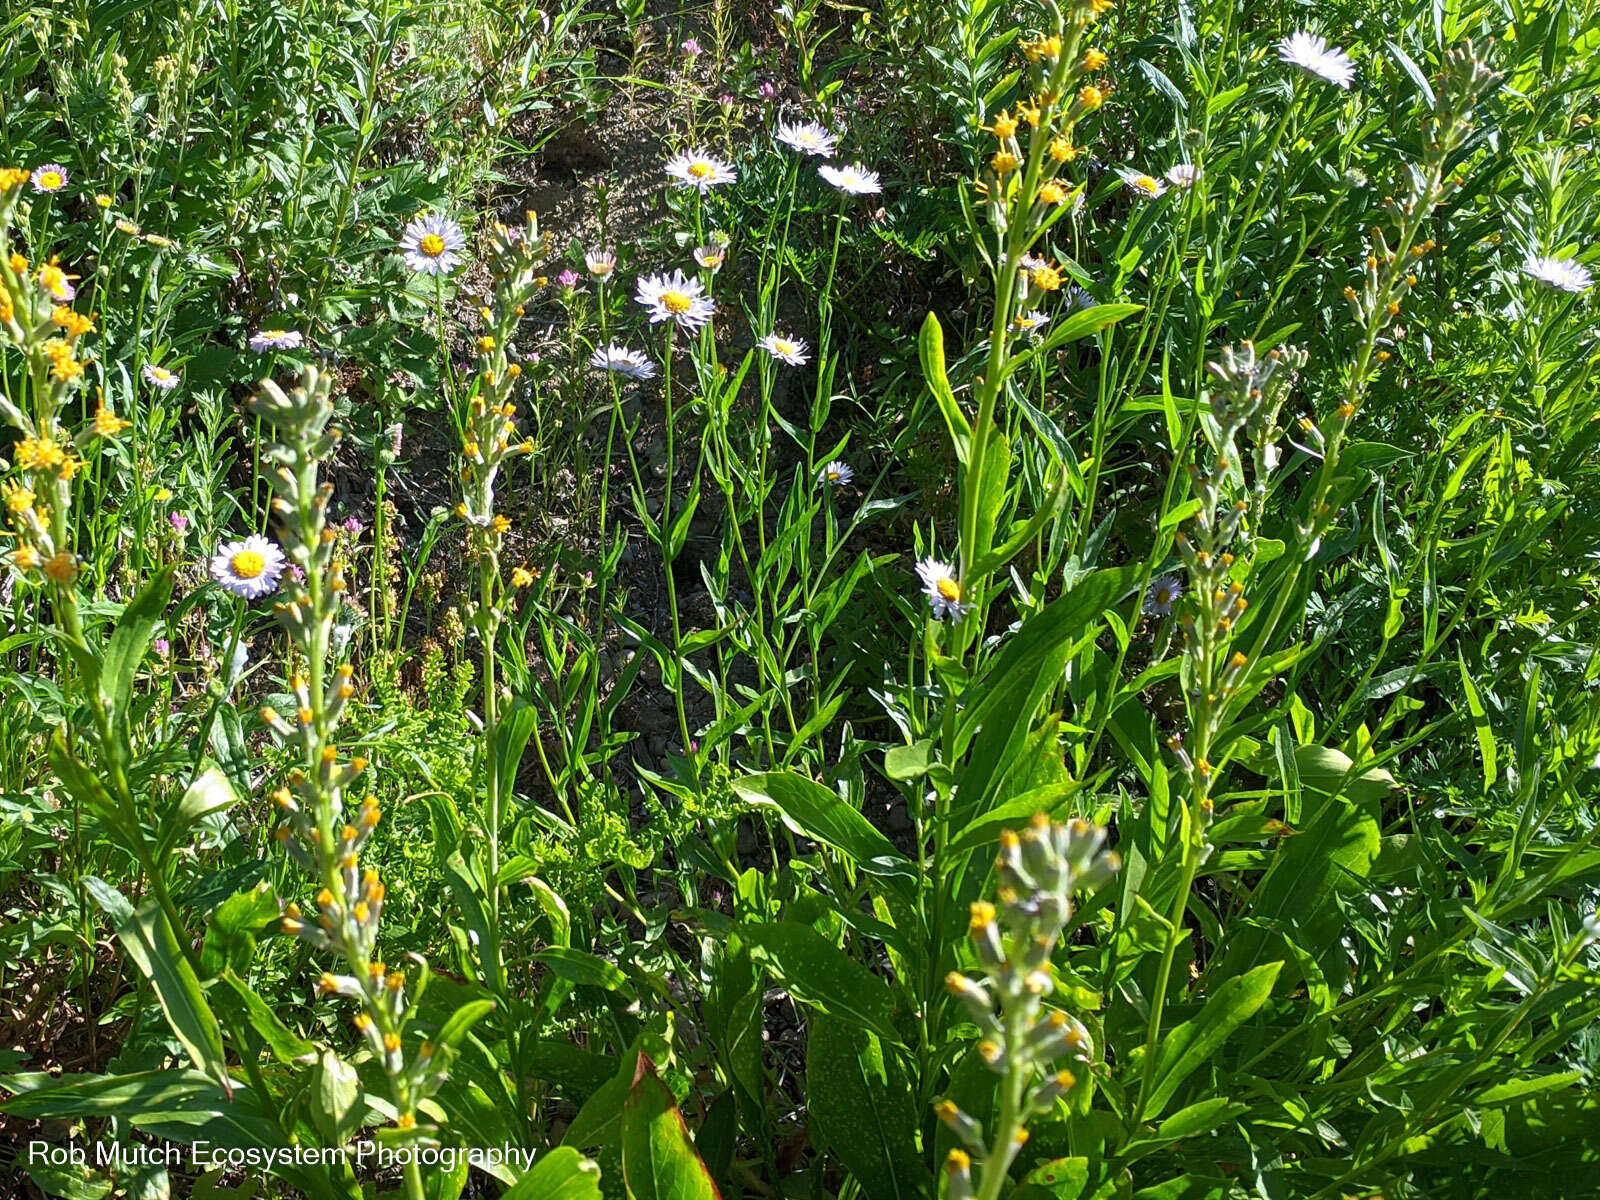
[621,1053,722,1200]
[500,1148,603,1200]
[883,740,933,781]
[1141,961,1282,1119]
[534,948,635,998]
[310,1050,363,1145]
[434,998,497,1051]
[1457,652,1497,791]
[742,923,901,1042]
[806,1015,928,1200]
[114,903,231,1094]
[159,766,238,857]
[955,566,1140,822]
[220,970,314,1065]
[919,312,971,464]
[101,566,175,724]
[734,772,915,888]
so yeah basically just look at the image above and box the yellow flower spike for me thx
[506,362,522,378]
[990,150,1021,175]
[1083,47,1108,70]
[1030,263,1064,291]
[353,1013,372,1031]
[510,566,534,588]
[946,1150,971,1171]
[491,514,511,534]
[0,168,30,191]
[8,251,28,274]
[386,970,404,991]
[383,1032,401,1052]
[1076,84,1105,110]
[969,900,997,929]
[315,972,339,995]
[396,1114,416,1130]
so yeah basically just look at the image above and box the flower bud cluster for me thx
[254,367,438,1130]
[935,814,1119,1199]
[456,211,541,578]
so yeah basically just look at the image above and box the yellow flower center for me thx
[419,233,445,257]
[827,469,842,480]
[661,289,693,314]
[261,329,286,339]
[1031,266,1062,291]
[1134,175,1160,194]
[38,171,63,190]
[688,161,714,179]
[773,339,796,356]
[231,550,266,579]
[936,578,962,602]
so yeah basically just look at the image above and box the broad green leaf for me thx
[310,1050,363,1145]
[1141,961,1281,1119]
[220,970,314,1065]
[955,566,1141,822]
[101,566,174,724]
[621,1053,722,1200]
[534,948,634,998]
[734,772,914,887]
[806,1015,928,1200]
[115,903,231,1093]
[500,1148,603,1200]
[742,923,901,1042]
[918,312,972,463]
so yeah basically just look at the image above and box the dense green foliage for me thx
[2,1,1599,1198]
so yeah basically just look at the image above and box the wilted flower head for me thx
[31,164,68,193]
[590,343,657,379]
[1278,31,1356,88]
[819,162,882,196]
[915,557,969,622]
[585,250,617,279]
[1011,309,1049,336]
[210,534,286,600]
[775,120,839,158]
[759,81,777,100]
[635,271,715,330]
[1523,254,1592,293]
[1166,163,1198,188]
[665,150,737,192]
[819,460,854,486]
[399,212,466,276]
[249,329,304,353]
[693,243,726,272]
[1144,574,1184,617]
[758,332,810,366]
[143,363,181,390]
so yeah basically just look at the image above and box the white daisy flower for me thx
[31,163,69,193]
[590,344,657,379]
[1118,168,1169,200]
[635,271,716,330]
[399,212,466,276]
[1166,164,1199,188]
[819,460,854,486]
[142,363,181,390]
[1278,31,1356,89]
[585,250,617,279]
[1011,309,1050,336]
[209,534,286,600]
[1522,254,1592,293]
[665,150,737,192]
[775,120,839,158]
[819,163,882,196]
[915,557,970,622]
[758,332,810,365]
[249,329,304,353]
[1143,574,1184,617]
